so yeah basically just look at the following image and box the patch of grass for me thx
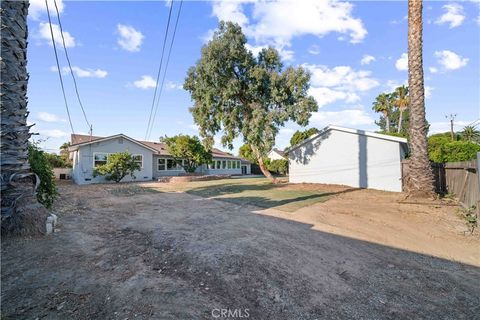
[149,177,336,212]
[110,185,161,197]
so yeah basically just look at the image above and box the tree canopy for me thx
[161,134,212,173]
[93,152,141,183]
[428,132,480,163]
[238,144,257,164]
[289,128,320,147]
[184,21,318,182]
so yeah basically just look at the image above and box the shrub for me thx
[428,135,480,163]
[44,152,70,168]
[93,152,141,183]
[267,159,288,175]
[28,143,58,208]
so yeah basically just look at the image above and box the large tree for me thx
[394,85,409,134]
[1,1,48,235]
[372,93,392,133]
[289,127,320,147]
[406,0,435,197]
[184,22,318,182]
[161,134,212,173]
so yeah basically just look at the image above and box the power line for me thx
[53,0,91,132]
[145,2,174,140]
[146,0,183,140]
[45,0,74,134]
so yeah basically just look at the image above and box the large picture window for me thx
[93,153,108,167]
[158,158,184,171]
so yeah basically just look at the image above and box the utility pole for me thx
[446,114,457,141]
[89,125,93,141]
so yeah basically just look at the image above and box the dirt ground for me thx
[2,181,479,319]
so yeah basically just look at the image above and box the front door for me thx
[241,165,247,175]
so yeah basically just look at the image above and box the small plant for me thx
[28,142,58,208]
[443,192,456,200]
[93,152,141,183]
[458,206,478,235]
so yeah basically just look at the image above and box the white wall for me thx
[53,168,73,179]
[289,130,404,192]
[268,150,285,161]
[72,137,153,184]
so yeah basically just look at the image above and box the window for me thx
[227,160,232,169]
[166,159,184,171]
[222,160,227,169]
[133,155,143,168]
[158,158,166,171]
[93,153,108,167]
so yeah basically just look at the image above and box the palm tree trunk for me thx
[384,113,391,133]
[398,109,404,134]
[250,145,277,183]
[406,0,435,198]
[1,0,47,235]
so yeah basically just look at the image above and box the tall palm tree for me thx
[1,0,46,234]
[394,85,409,134]
[406,0,434,197]
[372,93,391,133]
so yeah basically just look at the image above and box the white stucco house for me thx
[268,148,286,160]
[68,134,251,184]
[287,125,408,192]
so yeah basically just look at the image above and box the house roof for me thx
[286,125,408,153]
[271,148,286,157]
[69,134,245,160]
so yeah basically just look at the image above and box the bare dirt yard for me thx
[2,178,479,319]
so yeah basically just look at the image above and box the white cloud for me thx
[308,45,320,55]
[435,3,465,28]
[310,109,374,128]
[38,22,76,48]
[395,53,408,71]
[51,66,108,78]
[308,87,360,108]
[303,64,378,108]
[37,112,65,123]
[29,0,64,21]
[211,0,367,60]
[304,64,379,92]
[245,43,294,61]
[434,50,468,70]
[360,54,375,65]
[425,86,433,99]
[429,67,438,73]
[386,79,406,92]
[133,75,157,89]
[39,129,69,138]
[165,81,183,90]
[116,24,144,52]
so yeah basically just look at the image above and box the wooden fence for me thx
[402,157,480,209]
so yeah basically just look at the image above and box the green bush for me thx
[28,143,58,208]
[44,152,70,168]
[267,159,288,175]
[93,152,141,183]
[428,135,480,163]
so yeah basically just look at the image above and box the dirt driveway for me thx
[2,182,479,319]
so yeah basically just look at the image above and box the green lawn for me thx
[148,177,336,212]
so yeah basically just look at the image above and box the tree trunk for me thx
[406,0,435,198]
[385,113,391,133]
[398,109,404,134]
[250,145,277,183]
[1,0,47,236]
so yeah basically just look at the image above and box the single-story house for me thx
[287,125,408,192]
[68,134,251,184]
[268,148,286,160]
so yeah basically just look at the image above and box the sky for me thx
[26,0,480,154]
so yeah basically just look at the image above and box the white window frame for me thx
[93,152,109,167]
[158,158,166,171]
[132,154,143,168]
[157,158,185,171]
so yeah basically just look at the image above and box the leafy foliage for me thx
[428,133,480,163]
[289,128,320,147]
[28,143,58,208]
[183,22,318,181]
[458,206,478,235]
[461,125,480,143]
[93,152,141,183]
[267,159,288,175]
[161,135,212,173]
[238,144,257,164]
[44,152,70,168]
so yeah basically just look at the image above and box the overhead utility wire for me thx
[53,0,91,132]
[145,2,174,140]
[45,0,75,133]
[146,0,183,140]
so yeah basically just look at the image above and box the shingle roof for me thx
[70,134,244,160]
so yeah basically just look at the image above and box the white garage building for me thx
[287,125,408,192]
